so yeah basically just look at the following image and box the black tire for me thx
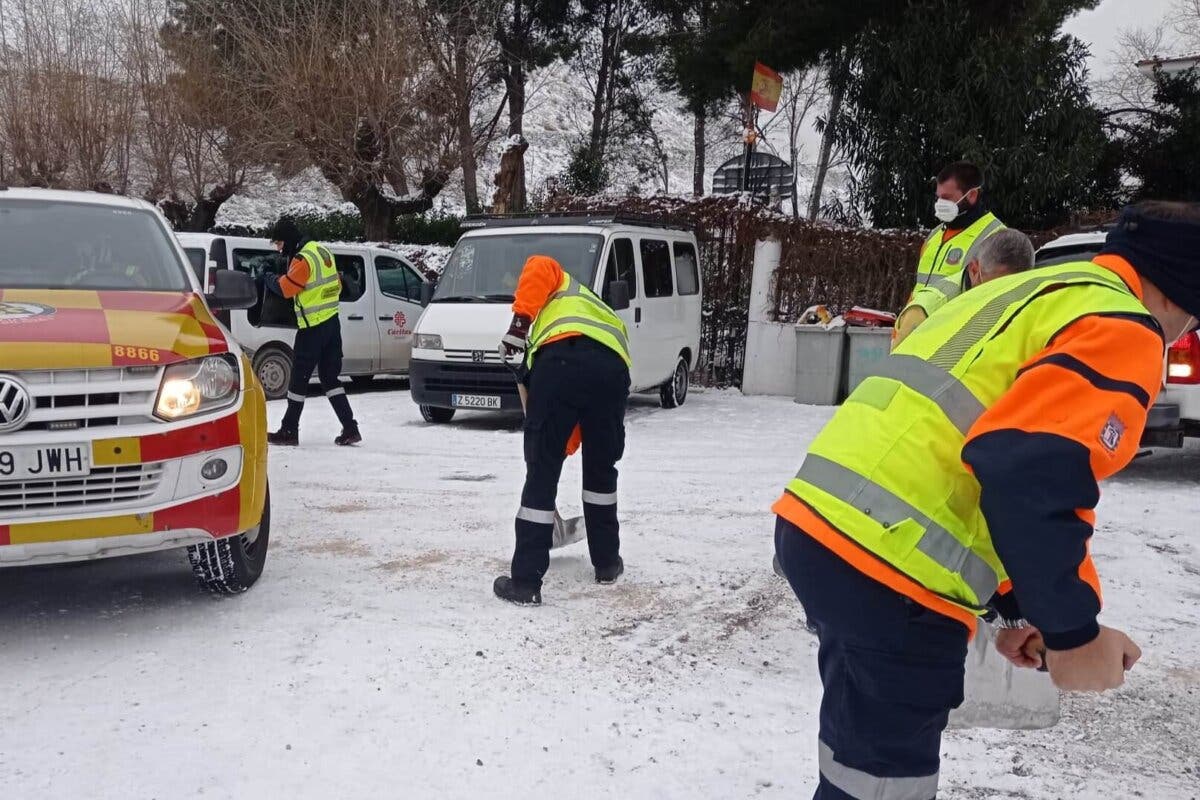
[659,355,690,409]
[253,346,292,401]
[188,485,271,594]
[420,405,456,424]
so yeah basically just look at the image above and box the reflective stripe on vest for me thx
[914,213,1004,285]
[526,275,632,368]
[796,454,999,605]
[902,269,967,324]
[294,243,340,329]
[819,740,938,800]
[786,261,1155,613]
[866,355,984,436]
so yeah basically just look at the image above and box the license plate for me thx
[451,394,502,409]
[0,444,91,482]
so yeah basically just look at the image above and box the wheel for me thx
[252,346,292,400]
[350,374,375,388]
[659,355,690,409]
[420,405,456,424]
[188,485,271,594]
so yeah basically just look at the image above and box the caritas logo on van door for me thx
[387,310,410,337]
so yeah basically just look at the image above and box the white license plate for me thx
[0,444,91,482]
[451,394,502,409]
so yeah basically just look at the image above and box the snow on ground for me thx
[1,388,1198,799]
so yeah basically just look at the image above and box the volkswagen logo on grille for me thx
[0,374,32,433]
[471,350,487,363]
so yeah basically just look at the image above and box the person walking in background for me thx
[264,218,362,447]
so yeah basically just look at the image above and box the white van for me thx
[176,233,429,399]
[409,214,702,423]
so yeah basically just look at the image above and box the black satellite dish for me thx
[712,152,794,199]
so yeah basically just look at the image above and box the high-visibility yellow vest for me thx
[526,273,632,369]
[294,241,340,329]
[783,261,1154,614]
[906,268,968,319]
[914,212,1004,292]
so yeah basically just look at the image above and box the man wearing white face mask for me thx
[914,161,1006,298]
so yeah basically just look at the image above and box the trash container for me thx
[794,325,847,406]
[845,327,893,396]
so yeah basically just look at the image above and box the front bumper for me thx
[0,377,268,567]
[1140,402,1183,448]
[409,357,523,411]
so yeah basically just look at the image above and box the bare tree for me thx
[0,0,137,191]
[809,45,851,221]
[124,0,257,230]
[417,0,504,215]
[760,67,824,217]
[179,0,457,240]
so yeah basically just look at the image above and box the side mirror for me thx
[420,282,434,307]
[606,280,630,311]
[205,269,257,311]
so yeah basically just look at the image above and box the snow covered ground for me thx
[1,388,1198,799]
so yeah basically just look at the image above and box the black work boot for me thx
[493,576,542,606]
[268,429,299,446]
[595,556,624,585]
[334,424,362,446]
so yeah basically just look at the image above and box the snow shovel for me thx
[947,623,1060,731]
[501,348,587,550]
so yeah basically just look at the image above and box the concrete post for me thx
[742,238,797,396]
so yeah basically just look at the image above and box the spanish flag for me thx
[750,62,783,112]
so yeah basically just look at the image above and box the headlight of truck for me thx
[155,354,241,420]
[414,333,443,350]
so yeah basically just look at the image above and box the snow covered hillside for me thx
[1,389,1197,799]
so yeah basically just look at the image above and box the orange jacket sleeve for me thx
[962,313,1163,649]
[512,256,565,320]
[278,256,311,299]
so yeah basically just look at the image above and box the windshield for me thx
[433,233,603,302]
[0,199,190,291]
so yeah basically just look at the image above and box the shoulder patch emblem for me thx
[945,248,964,266]
[1100,413,1126,453]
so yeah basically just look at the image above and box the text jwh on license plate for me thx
[451,394,502,409]
[0,444,91,481]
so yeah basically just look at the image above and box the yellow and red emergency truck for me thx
[0,188,270,593]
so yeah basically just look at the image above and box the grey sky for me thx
[1064,0,1177,74]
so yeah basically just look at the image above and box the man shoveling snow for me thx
[773,201,1200,798]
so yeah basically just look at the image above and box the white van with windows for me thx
[409,214,702,423]
[176,233,429,399]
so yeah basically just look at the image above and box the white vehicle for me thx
[1036,230,1194,447]
[176,234,430,399]
[409,214,703,423]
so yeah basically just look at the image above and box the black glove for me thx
[501,314,531,357]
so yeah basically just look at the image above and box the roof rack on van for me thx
[460,211,694,232]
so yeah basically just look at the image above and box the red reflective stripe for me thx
[0,525,9,546]
[155,486,242,537]
[138,413,241,462]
